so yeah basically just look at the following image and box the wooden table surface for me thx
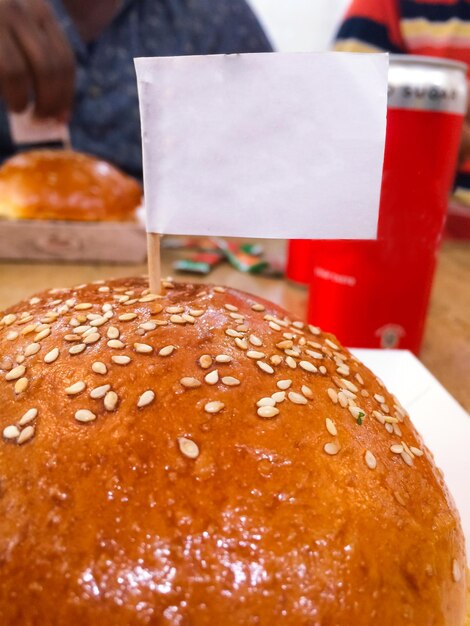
[0,239,469,412]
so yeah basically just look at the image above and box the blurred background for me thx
[249,0,349,51]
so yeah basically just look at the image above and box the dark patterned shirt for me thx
[0,0,272,177]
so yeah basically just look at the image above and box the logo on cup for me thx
[375,324,406,349]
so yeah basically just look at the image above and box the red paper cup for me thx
[307,56,467,354]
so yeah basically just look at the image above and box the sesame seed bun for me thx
[0,278,467,625]
[0,150,141,222]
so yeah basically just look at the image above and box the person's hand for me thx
[0,0,75,120]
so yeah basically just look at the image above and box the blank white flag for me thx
[135,52,388,239]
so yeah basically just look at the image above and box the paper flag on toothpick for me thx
[135,52,388,240]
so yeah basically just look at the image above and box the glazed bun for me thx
[0,278,466,625]
[0,150,141,222]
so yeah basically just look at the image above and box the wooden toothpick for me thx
[147,232,162,294]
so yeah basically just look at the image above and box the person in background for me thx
[334,0,470,238]
[0,0,272,179]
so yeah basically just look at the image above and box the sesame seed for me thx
[337,392,348,408]
[199,354,212,369]
[384,416,399,424]
[284,348,301,358]
[270,355,283,366]
[16,355,25,365]
[34,328,51,342]
[170,314,186,324]
[247,350,266,360]
[234,338,248,350]
[64,334,81,342]
[29,297,41,305]
[3,425,20,440]
[5,365,26,381]
[452,559,461,583]
[14,377,28,394]
[6,330,19,341]
[91,361,108,375]
[336,366,350,376]
[401,451,413,467]
[119,313,137,322]
[299,360,317,373]
[178,437,200,459]
[65,381,86,395]
[410,446,424,457]
[111,355,131,365]
[215,354,232,364]
[221,376,240,386]
[276,340,293,350]
[341,379,358,393]
[257,405,280,418]
[326,418,337,436]
[284,356,296,369]
[393,423,403,437]
[301,385,313,399]
[23,343,40,357]
[269,321,282,331]
[74,303,93,310]
[385,423,394,434]
[204,401,224,414]
[327,388,338,404]
[224,304,238,312]
[107,326,120,339]
[75,409,96,423]
[257,397,276,407]
[349,406,366,420]
[83,333,100,345]
[390,444,403,454]
[226,329,243,338]
[137,390,155,408]
[90,384,111,399]
[204,370,219,385]
[308,324,321,335]
[2,314,17,326]
[401,441,415,459]
[213,286,226,293]
[180,377,201,388]
[292,321,304,330]
[374,393,385,404]
[324,442,340,456]
[271,391,286,403]
[288,391,308,405]
[277,379,292,390]
[306,350,323,360]
[107,339,124,349]
[140,321,157,332]
[104,391,119,411]
[44,348,60,364]
[372,410,385,425]
[17,317,34,327]
[251,303,265,312]
[365,450,377,470]
[319,366,327,375]
[19,408,38,426]
[139,294,159,303]
[69,344,86,355]
[134,343,153,354]
[17,426,35,445]
[229,312,244,322]
[325,338,339,350]
[257,361,274,375]
[90,317,107,327]
[249,335,263,347]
